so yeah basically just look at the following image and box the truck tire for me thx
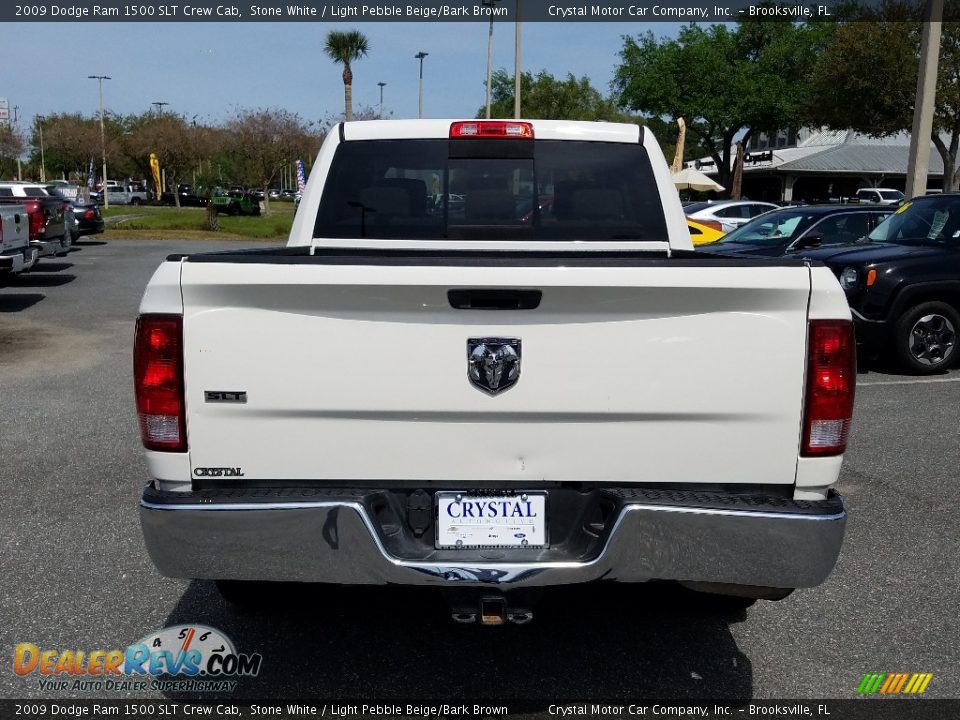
[131,197,141,206]
[228,203,240,216]
[894,301,959,374]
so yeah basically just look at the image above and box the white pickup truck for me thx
[105,184,148,206]
[136,120,855,623]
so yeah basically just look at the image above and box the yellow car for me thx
[687,218,726,245]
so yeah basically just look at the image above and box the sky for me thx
[5,20,682,128]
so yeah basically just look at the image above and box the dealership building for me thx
[689,128,948,202]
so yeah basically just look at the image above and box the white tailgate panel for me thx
[181,262,810,485]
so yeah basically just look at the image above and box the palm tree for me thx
[324,30,370,122]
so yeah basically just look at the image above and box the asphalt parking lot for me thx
[1,238,958,702]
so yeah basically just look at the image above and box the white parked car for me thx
[855,188,905,206]
[136,120,854,623]
[685,199,779,233]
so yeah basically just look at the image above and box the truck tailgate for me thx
[179,259,811,485]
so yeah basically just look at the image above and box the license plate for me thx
[435,492,547,549]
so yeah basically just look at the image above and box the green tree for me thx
[25,112,131,184]
[123,114,206,209]
[481,69,632,122]
[0,124,25,178]
[614,21,830,192]
[324,29,370,122]
[644,116,711,169]
[26,114,100,180]
[225,108,321,214]
[805,1,960,190]
[120,112,220,201]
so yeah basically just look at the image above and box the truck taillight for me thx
[134,314,186,452]
[802,320,856,456]
[26,202,44,239]
[450,121,534,138]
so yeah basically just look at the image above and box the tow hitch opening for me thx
[446,590,537,625]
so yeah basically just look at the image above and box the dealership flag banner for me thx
[296,159,306,194]
[150,153,162,198]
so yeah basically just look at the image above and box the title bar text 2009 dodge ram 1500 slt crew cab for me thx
[135,120,855,623]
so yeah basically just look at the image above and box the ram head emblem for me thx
[467,338,522,395]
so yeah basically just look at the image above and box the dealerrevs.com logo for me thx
[857,673,934,696]
[13,625,262,693]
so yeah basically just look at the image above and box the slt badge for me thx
[467,338,521,395]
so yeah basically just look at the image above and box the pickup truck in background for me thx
[0,204,39,278]
[105,184,149,206]
[0,182,68,258]
[136,120,856,624]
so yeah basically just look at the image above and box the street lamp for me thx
[88,74,111,208]
[415,51,429,119]
[152,101,169,115]
[483,0,502,119]
[514,0,522,119]
[36,115,47,183]
[13,105,22,180]
[377,82,387,119]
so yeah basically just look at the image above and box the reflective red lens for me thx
[28,206,44,238]
[134,315,186,452]
[450,121,534,139]
[802,320,856,456]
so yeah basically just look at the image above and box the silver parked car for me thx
[685,199,779,233]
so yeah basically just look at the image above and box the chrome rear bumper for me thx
[0,247,38,273]
[140,485,845,589]
[31,237,63,257]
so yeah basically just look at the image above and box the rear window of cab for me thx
[314,139,668,242]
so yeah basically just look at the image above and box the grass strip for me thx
[104,205,294,240]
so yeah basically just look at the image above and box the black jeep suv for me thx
[800,194,960,374]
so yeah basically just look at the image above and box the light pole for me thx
[88,75,111,208]
[483,0,502,118]
[13,106,21,180]
[37,115,46,183]
[152,101,169,115]
[377,82,387,119]
[905,0,944,198]
[514,0,522,119]
[415,51,428,119]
